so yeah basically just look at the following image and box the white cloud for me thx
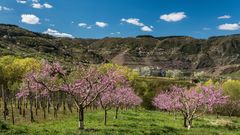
[160,12,187,22]
[21,14,40,24]
[86,26,92,29]
[32,3,43,8]
[43,28,74,38]
[16,0,27,4]
[121,18,144,26]
[32,2,53,9]
[96,22,108,28]
[218,23,240,31]
[121,18,153,32]
[32,0,39,3]
[78,23,92,29]
[141,26,153,32]
[0,6,13,11]
[218,15,231,19]
[43,3,53,8]
[111,32,121,35]
[78,23,87,28]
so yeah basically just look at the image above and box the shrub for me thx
[222,80,240,117]
[0,120,9,130]
[194,71,207,80]
[223,80,240,100]
[166,70,184,79]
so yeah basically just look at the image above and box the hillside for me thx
[0,24,105,64]
[88,36,240,72]
[0,24,240,74]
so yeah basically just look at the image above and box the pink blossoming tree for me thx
[99,86,142,125]
[153,86,228,129]
[17,62,138,130]
[62,66,125,130]
[16,61,65,122]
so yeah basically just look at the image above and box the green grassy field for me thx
[223,71,240,80]
[1,109,240,135]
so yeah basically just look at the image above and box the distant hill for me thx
[0,24,105,64]
[0,24,240,74]
[88,36,240,71]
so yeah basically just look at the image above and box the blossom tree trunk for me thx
[30,98,34,122]
[115,107,119,119]
[183,115,187,127]
[104,109,108,126]
[2,84,8,120]
[79,105,84,130]
[11,99,15,125]
[22,99,26,118]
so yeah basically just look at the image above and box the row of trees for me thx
[1,56,239,131]
[0,56,41,123]
[0,56,142,130]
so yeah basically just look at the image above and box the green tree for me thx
[223,80,240,117]
[223,80,240,100]
[0,56,41,123]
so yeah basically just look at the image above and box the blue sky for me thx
[0,0,240,39]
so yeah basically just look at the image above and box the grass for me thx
[1,108,240,135]
[223,71,240,80]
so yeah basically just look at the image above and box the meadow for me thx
[1,57,240,135]
[1,109,240,135]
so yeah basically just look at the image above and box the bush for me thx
[221,80,240,116]
[193,71,207,80]
[166,70,184,79]
[223,80,240,100]
[0,120,9,131]
[6,126,28,135]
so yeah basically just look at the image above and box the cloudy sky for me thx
[0,0,240,38]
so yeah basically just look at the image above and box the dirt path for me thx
[112,49,129,65]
